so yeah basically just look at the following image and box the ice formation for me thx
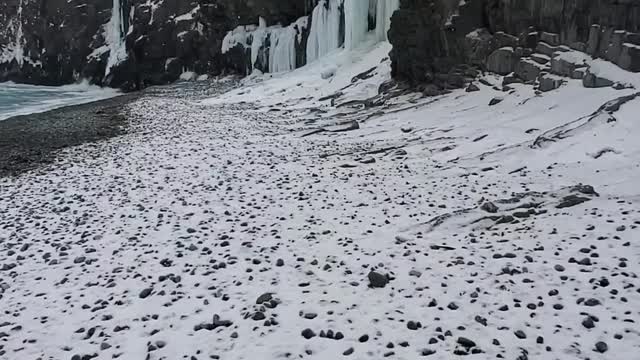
[343,0,370,50]
[306,0,342,63]
[105,0,129,77]
[375,0,399,42]
[221,0,399,74]
[14,0,25,66]
[0,0,26,65]
[222,17,307,74]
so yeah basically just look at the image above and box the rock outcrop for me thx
[389,0,640,91]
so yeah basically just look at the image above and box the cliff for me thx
[389,0,640,91]
[0,0,311,90]
[2,0,640,91]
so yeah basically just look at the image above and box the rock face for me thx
[0,0,310,90]
[389,0,640,88]
[3,0,640,90]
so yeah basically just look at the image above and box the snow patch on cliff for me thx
[0,0,26,66]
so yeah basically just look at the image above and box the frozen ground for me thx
[0,43,639,360]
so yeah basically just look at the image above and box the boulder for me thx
[618,43,640,72]
[486,47,518,75]
[538,74,564,92]
[587,25,602,56]
[540,32,560,46]
[583,70,614,88]
[515,58,544,82]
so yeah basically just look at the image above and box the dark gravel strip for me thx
[0,92,140,178]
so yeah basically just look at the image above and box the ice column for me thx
[105,0,128,76]
[375,0,399,42]
[343,0,370,50]
[14,0,25,65]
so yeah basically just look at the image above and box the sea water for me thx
[0,81,120,121]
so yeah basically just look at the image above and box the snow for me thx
[174,5,200,22]
[2,34,640,360]
[179,71,197,81]
[204,41,393,108]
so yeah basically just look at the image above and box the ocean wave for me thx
[0,80,121,121]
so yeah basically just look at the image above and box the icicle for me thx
[250,18,268,71]
[14,0,25,66]
[269,26,297,73]
[343,0,370,50]
[306,0,342,64]
[375,0,399,42]
[105,0,128,77]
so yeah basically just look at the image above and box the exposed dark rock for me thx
[389,0,640,88]
[368,271,389,288]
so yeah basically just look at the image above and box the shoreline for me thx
[0,92,140,178]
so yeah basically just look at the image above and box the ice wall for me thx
[222,0,399,74]
[306,0,342,63]
[343,0,370,50]
[222,16,307,74]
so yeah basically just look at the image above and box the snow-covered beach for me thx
[1,40,639,360]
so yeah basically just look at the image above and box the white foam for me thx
[0,80,121,121]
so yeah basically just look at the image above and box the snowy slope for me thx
[0,41,639,360]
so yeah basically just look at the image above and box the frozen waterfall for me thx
[306,0,342,64]
[14,0,25,66]
[221,0,399,74]
[222,16,306,74]
[375,0,399,42]
[105,0,128,77]
[308,0,399,60]
[343,0,370,51]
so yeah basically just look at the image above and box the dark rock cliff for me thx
[389,0,640,91]
[0,0,312,90]
[3,0,640,91]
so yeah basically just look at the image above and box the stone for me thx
[139,288,153,299]
[538,74,564,92]
[489,97,504,106]
[582,317,595,329]
[618,43,640,72]
[515,58,544,82]
[541,32,560,46]
[595,341,608,353]
[583,70,614,88]
[481,202,499,213]
[368,271,389,288]
[301,329,316,339]
[587,25,602,56]
[457,337,476,348]
[486,47,518,75]
[256,293,273,304]
[466,83,480,92]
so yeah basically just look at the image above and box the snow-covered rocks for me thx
[2,37,640,360]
